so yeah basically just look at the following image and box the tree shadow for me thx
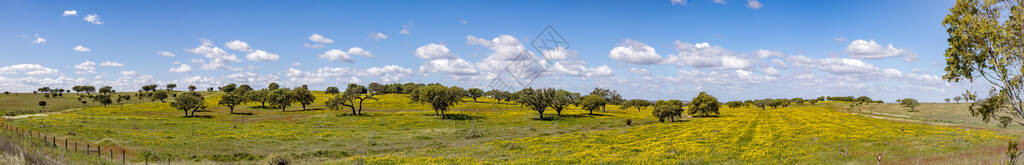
[443,114,483,120]
[291,108,325,112]
[230,112,254,115]
[554,114,592,118]
[586,113,610,116]
[185,115,213,118]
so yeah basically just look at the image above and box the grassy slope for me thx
[851,103,1024,130]
[336,106,1015,164]
[7,93,653,163]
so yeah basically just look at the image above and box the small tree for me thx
[467,88,484,102]
[98,86,114,95]
[38,101,46,109]
[92,95,112,107]
[689,92,720,117]
[516,88,551,119]
[900,98,920,112]
[726,101,744,108]
[544,88,575,116]
[953,96,962,103]
[220,83,237,93]
[267,82,280,90]
[166,84,177,91]
[325,86,340,95]
[80,100,87,106]
[653,100,684,122]
[945,98,951,103]
[219,93,244,114]
[188,85,197,91]
[268,88,293,112]
[580,95,606,115]
[153,90,169,103]
[293,87,316,110]
[171,92,205,117]
[244,89,270,108]
[409,85,462,119]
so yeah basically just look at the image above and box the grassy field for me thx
[5,93,653,163]
[2,92,1021,164]
[335,106,1016,164]
[849,103,1024,130]
[0,93,89,116]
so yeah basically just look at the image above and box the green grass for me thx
[6,93,653,163]
[847,103,1024,130]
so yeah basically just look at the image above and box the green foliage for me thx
[92,94,112,107]
[652,99,683,122]
[153,90,169,102]
[409,85,463,119]
[171,92,205,117]
[622,99,652,111]
[725,101,744,108]
[268,82,280,90]
[516,88,550,119]
[293,87,316,110]
[467,88,484,102]
[188,85,197,91]
[544,88,576,116]
[325,86,340,95]
[219,93,244,113]
[898,98,920,112]
[268,88,294,112]
[244,89,271,107]
[580,95,605,115]
[259,153,290,165]
[368,82,384,94]
[98,86,113,94]
[689,92,720,117]
[221,83,238,93]
[166,84,177,91]
[37,100,46,109]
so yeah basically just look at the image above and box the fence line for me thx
[0,121,167,164]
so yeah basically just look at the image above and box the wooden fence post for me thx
[97,146,101,157]
[64,139,67,150]
[122,149,125,164]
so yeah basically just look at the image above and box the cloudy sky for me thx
[0,0,973,102]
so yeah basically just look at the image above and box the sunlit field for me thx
[334,106,1015,164]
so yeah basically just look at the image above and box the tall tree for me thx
[368,82,383,94]
[580,95,605,115]
[325,86,340,95]
[409,85,463,119]
[268,88,293,112]
[516,88,550,119]
[153,90,169,103]
[267,82,280,90]
[171,92,205,117]
[219,93,244,114]
[589,88,622,112]
[188,85,197,92]
[944,0,1024,127]
[92,95,113,107]
[467,88,484,102]
[689,92,720,117]
[652,100,684,122]
[544,88,575,116]
[293,87,316,110]
[220,83,238,93]
[244,89,271,108]
[166,84,177,91]
[900,98,921,112]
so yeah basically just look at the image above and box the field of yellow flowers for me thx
[337,106,1016,164]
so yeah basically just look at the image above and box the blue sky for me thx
[0,0,972,102]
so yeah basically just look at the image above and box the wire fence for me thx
[0,121,180,164]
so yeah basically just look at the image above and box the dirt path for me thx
[2,108,79,119]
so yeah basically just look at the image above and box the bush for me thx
[625,119,632,126]
[259,154,290,165]
[689,92,720,117]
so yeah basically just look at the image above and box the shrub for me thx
[259,154,289,165]
[689,92,720,117]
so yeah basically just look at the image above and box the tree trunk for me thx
[589,109,594,115]
[184,110,189,117]
[357,98,365,115]
[302,104,306,111]
[281,106,286,112]
[538,111,544,119]
[261,101,266,107]
[229,106,234,114]
[601,105,606,112]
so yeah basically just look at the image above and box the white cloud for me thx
[671,0,687,5]
[713,0,726,4]
[32,36,46,44]
[834,36,847,42]
[844,39,916,61]
[761,66,779,75]
[400,22,414,35]
[0,64,59,75]
[550,62,614,78]
[246,50,280,62]
[787,55,878,76]
[73,45,90,52]
[73,61,96,74]
[225,40,253,52]
[169,64,192,73]
[158,51,175,57]
[319,47,373,63]
[62,10,77,16]
[304,43,325,49]
[83,13,103,24]
[371,32,388,40]
[291,62,301,66]
[120,70,137,77]
[99,61,124,67]
[419,58,478,75]
[746,0,762,9]
[665,41,753,69]
[881,68,903,78]
[608,39,662,65]
[754,49,784,58]
[459,19,469,24]
[542,47,576,61]
[770,59,787,68]
[365,65,414,83]
[186,40,242,70]
[630,68,651,75]
[415,43,455,60]
[308,33,334,44]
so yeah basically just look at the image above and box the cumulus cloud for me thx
[787,55,877,76]
[99,61,124,67]
[120,70,137,77]
[371,32,388,40]
[415,43,455,60]
[73,45,90,52]
[746,0,762,9]
[549,62,614,78]
[246,50,280,62]
[158,51,175,57]
[225,40,253,52]
[83,13,103,24]
[844,39,916,62]
[319,47,373,63]
[630,68,651,76]
[32,36,46,44]
[308,33,334,44]
[186,40,242,71]
[664,41,754,70]
[73,61,96,74]
[754,49,784,58]
[304,43,325,49]
[713,0,726,4]
[608,39,662,65]
[466,35,545,80]
[671,0,687,5]
[0,64,59,75]
[63,10,77,16]
[419,58,479,76]
[365,65,413,83]
[542,47,576,61]
[169,64,192,73]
